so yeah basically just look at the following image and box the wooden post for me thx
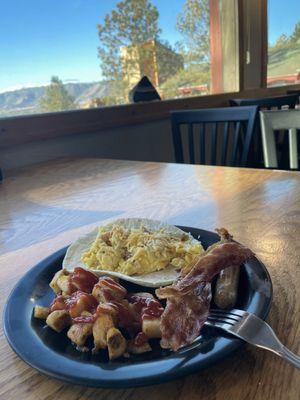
[209,0,223,93]
[221,0,239,92]
[210,0,239,94]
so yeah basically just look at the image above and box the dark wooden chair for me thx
[230,94,299,168]
[171,106,258,167]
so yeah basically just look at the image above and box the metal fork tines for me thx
[206,308,300,370]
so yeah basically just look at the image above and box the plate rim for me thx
[3,226,273,388]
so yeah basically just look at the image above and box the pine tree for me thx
[97,0,167,103]
[97,0,161,83]
[290,22,300,43]
[176,0,210,66]
[39,76,76,112]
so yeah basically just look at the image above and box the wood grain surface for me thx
[0,158,299,400]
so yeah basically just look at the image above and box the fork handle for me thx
[250,341,300,370]
[278,346,300,370]
[238,338,300,370]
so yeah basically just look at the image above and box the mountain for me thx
[0,81,110,118]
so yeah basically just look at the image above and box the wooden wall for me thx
[0,119,173,172]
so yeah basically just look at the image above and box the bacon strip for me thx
[156,234,253,351]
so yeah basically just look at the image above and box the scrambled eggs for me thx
[81,225,203,276]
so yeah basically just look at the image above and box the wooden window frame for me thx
[0,0,299,149]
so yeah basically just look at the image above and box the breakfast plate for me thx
[3,226,272,388]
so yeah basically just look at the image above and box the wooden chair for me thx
[171,106,258,167]
[260,109,300,169]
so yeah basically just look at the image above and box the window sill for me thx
[0,84,299,148]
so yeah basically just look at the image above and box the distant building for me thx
[121,39,183,92]
[177,84,209,96]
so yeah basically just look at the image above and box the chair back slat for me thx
[199,123,205,164]
[171,106,258,167]
[171,119,184,163]
[211,123,217,165]
[221,122,229,165]
[188,124,195,164]
[231,122,241,166]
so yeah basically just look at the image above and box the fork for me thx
[205,308,300,370]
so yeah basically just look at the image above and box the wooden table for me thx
[0,158,299,400]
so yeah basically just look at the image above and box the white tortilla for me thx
[63,218,201,288]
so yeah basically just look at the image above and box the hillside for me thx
[0,81,110,118]
[268,39,300,77]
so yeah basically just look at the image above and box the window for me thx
[0,0,239,118]
[267,0,300,87]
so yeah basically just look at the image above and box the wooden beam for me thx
[260,0,268,88]
[220,0,240,92]
[238,0,245,91]
[209,0,223,93]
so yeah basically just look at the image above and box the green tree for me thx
[97,0,161,82]
[273,33,289,49]
[176,0,210,66]
[97,0,167,103]
[160,0,211,99]
[39,76,76,112]
[290,22,300,43]
[161,64,210,99]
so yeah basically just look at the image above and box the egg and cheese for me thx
[81,225,203,276]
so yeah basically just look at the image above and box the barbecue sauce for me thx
[128,294,164,320]
[94,276,127,301]
[68,267,98,293]
[134,332,149,346]
[50,290,98,318]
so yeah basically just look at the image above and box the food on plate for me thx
[62,218,204,288]
[33,305,49,319]
[107,327,127,360]
[46,310,71,332]
[81,224,203,276]
[214,229,241,309]
[34,267,165,359]
[33,226,253,359]
[155,229,253,351]
[214,266,240,309]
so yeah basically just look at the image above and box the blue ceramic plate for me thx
[3,227,272,388]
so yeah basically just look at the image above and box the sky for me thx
[0,0,299,93]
